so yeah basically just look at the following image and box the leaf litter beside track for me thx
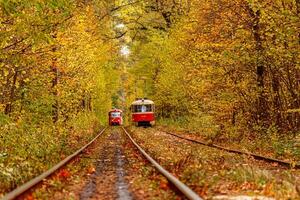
[158,126,300,164]
[122,130,183,200]
[129,127,300,199]
[19,129,113,200]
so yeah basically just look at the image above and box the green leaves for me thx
[0,0,21,15]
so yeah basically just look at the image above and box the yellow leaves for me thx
[3,69,9,77]
[44,4,117,123]
[286,109,300,113]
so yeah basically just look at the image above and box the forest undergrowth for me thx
[0,112,100,195]
[157,116,300,163]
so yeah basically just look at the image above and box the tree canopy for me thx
[123,0,300,132]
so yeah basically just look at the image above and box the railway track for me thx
[1,127,203,200]
[160,129,300,169]
[122,127,202,200]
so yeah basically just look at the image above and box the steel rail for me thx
[122,127,203,200]
[163,131,300,169]
[2,127,107,200]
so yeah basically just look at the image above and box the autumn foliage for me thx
[0,0,299,196]
[0,0,118,194]
[126,0,300,132]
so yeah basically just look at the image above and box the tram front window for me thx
[132,105,152,112]
[111,112,121,117]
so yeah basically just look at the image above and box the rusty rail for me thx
[122,127,203,200]
[162,131,300,169]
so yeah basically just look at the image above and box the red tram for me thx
[108,109,123,126]
[130,98,155,126]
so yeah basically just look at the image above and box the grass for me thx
[227,165,272,186]
[0,112,101,197]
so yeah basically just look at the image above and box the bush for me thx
[0,111,100,195]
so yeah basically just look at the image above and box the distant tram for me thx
[130,98,155,126]
[108,109,123,126]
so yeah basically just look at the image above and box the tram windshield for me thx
[131,104,153,113]
[110,112,121,117]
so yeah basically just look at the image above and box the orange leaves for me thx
[87,166,96,174]
[196,184,209,197]
[24,193,35,200]
[263,182,275,196]
[159,179,169,190]
[58,169,71,180]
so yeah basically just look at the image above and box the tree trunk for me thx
[4,71,18,115]
[247,6,269,125]
[271,71,281,126]
[51,55,59,122]
[51,29,59,123]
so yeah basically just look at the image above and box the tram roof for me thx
[109,108,123,113]
[131,99,154,105]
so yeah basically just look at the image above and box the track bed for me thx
[4,127,190,199]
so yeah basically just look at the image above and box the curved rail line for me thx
[2,127,107,200]
[161,130,300,169]
[121,127,203,200]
